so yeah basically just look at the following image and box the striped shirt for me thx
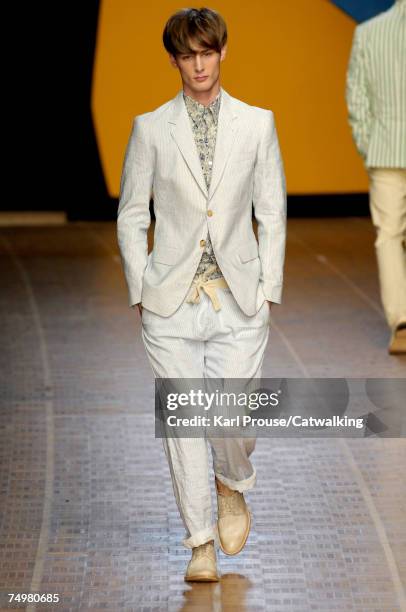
[346,0,406,167]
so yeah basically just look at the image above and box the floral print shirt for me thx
[183,90,224,281]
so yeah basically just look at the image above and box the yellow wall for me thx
[91,0,368,198]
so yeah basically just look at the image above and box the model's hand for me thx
[136,303,143,317]
[267,301,273,310]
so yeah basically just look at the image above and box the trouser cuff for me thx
[393,318,406,331]
[215,467,257,493]
[182,524,218,549]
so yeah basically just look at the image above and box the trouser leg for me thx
[141,301,217,549]
[160,436,215,548]
[367,167,406,330]
[203,288,271,493]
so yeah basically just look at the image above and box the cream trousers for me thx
[367,167,406,330]
[141,273,270,549]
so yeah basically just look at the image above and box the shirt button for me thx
[200,239,206,247]
[208,161,213,166]
[207,210,213,217]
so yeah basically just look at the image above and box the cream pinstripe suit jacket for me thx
[117,86,287,317]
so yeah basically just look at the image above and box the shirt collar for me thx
[183,89,221,124]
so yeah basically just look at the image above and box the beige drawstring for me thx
[186,264,229,311]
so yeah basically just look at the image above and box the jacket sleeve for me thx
[252,110,287,304]
[116,115,154,308]
[346,25,373,162]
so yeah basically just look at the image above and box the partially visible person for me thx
[346,0,406,354]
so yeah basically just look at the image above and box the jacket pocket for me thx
[238,241,259,263]
[152,245,180,266]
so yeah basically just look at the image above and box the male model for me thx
[117,7,287,581]
[346,0,406,354]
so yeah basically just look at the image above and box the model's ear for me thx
[220,44,227,61]
[168,53,178,68]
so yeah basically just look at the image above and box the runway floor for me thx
[0,218,405,611]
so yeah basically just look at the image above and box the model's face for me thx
[169,40,227,96]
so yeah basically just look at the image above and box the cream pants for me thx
[141,275,270,548]
[367,167,406,330]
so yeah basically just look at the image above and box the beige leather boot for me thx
[388,322,406,354]
[216,478,251,555]
[184,540,220,582]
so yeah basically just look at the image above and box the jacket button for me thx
[207,209,213,216]
[200,239,206,247]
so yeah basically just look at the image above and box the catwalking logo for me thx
[165,389,280,411]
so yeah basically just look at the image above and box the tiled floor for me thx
[0,218,405,611]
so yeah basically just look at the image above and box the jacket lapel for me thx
[168,86,239,201]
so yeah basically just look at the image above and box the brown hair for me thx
[162,7,227,57]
